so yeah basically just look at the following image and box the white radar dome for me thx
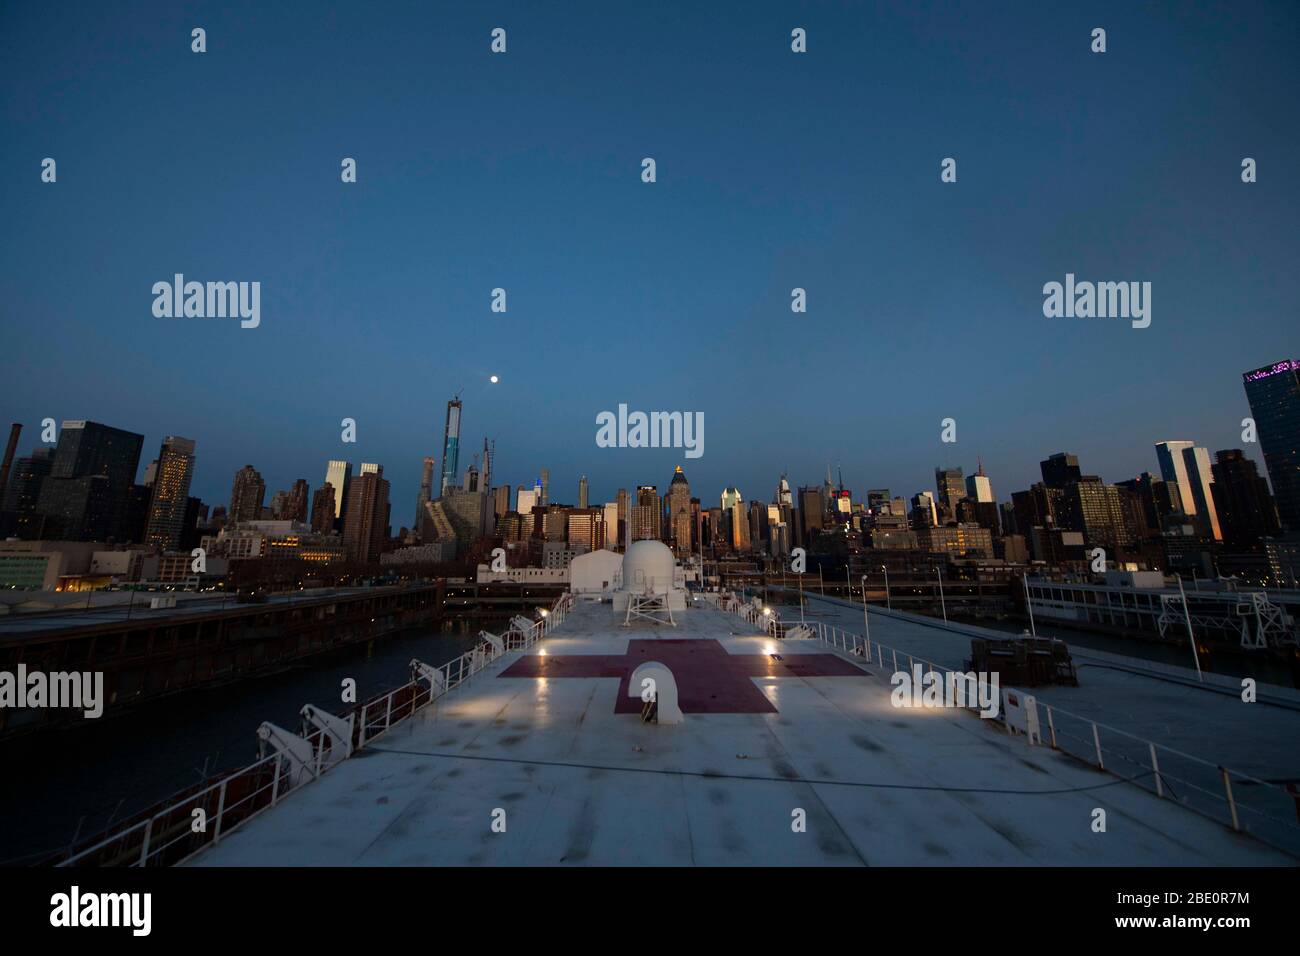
[621,540,677,595]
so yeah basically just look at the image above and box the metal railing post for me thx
[1046,706,1057,749]
[1221,768,1240,831]
[1150,743,1163,798]
[357,703,369,748]
[271,755,282,806]
[138,818,152,866]
[1092,722,1104,770]
[213,779,229,843]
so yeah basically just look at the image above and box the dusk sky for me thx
[2,1,1296,521]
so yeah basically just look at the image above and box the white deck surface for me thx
[800,595,1300,786]
[192,601,1294,866]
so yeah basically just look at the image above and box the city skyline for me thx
[1,357,1288,531]
[3,3,1297,525]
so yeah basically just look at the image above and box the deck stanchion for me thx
[213,779,229,843]
[1092,722,1104,770]
[1150,743,1163,798]
[1221,768,1241,831]
[1046,706,1057,749]
[139,819,152,866]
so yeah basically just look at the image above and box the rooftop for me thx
[190,599,1295,866]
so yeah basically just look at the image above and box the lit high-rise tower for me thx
[145,436,196,550]
[1243,360,1300,532]
[440,397,462,496]
[667,466,692,555]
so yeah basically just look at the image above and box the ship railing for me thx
[713,590,1300,858]
[57,590,576,868]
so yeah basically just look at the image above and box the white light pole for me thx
[936,565,947,622]
[882,564,891,610]
[1177,575,1203,681]
[860,575,870,641]
[1023,573,1037,638]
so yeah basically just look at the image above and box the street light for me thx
[881,564,891,610]
[936,565,947,623]
[1176,575,1203,681]
[860,575,870,641]
[1023,573,1037,638]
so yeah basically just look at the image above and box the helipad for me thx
[191,601,1293,866]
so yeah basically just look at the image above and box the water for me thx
[0,619,498,865]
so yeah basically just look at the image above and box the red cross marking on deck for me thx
[498,638,869,714]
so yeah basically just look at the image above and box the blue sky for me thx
[2,1,1296,522]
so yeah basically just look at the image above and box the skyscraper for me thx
[286,479,310,523]
[324,460,352,520]
[1243,360,1300,532]
[1040,452,1082,489]
[616,488,629,546]
[797,486,823,542]
[1211,449,1280,548]
[1156,441,1220,540]
[2,448,52,517]
[37,420,143,540]
[310,483,336,534]
[578,475,589,509]
[1062,476,1133,553]
[440,397,462,496]
[666,466,692,555]
[343,466,390,563]
[145,436,197,550]
[1181,446,1222,541]
[0,424,21,503]
[935,467,965,522]
[229,465,266,523]
[1155,441,1195,512]
[775,474,793,508]
[632,485,661,541]
[602,501,620,549]
[540,468,550,507]
[416,455,435,525]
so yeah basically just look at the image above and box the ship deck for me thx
[191,600,1293,866]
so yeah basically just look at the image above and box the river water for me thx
[0,619,495,865]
